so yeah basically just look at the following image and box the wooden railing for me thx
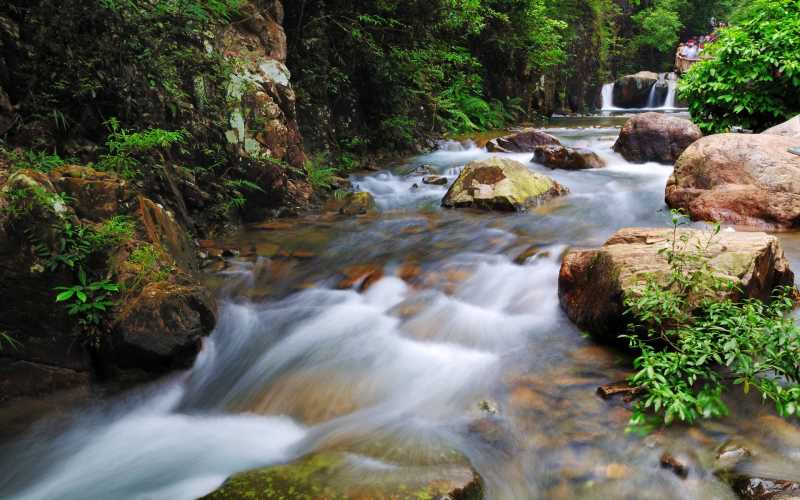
[675,54,701,74]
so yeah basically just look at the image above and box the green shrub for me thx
[680,0,800,133]
[0,146,66,173]
[55,269,119,343]
[304,155,336,191]
[97,118,186,178]
[624,211,800,431]
[128,243,175,285]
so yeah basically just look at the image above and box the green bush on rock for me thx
[624,211,800,432]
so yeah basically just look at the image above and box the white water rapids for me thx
[2,116,799,500]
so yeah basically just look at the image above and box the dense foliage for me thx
[624,211,800,430]
[680,0,800,132]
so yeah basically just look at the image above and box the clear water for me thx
[1,117,799,500]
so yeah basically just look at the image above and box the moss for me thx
[201,452,483,500]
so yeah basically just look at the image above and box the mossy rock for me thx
[442,158,568,212]
[201,452,483,500]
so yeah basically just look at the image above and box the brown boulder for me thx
[533,145,605,170]
[666,134,800,229]
[558,228,794,342]
[613,112,702,164]
[486,129,561,153]
[112,282,217,371]
[50,165,134,221]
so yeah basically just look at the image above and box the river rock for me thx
[442,158,568,211]
[423,175,448,185]
[613,113,702,164]
[338,191,377,215]
[558,228,794,342]
[612,71,661,108]
[112,281,217,371]
[486,129,561,153]
[533,144,605,170]
[665,133,800,228]
[201,452,483,500]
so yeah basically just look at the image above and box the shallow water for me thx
[2,116,800,499]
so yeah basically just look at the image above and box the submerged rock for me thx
[613,113,702,164]
[558,228,794,342]
[486,129,561,153]
[201,452,483,500]
[732,477,800,500]
[533,144,605,170]
[666,133,800,228]
[442,158,568,211]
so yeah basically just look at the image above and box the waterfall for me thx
[645,84,659,109]
[601,83,617,110]
[663,74,678,109]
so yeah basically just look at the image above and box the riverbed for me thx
[2,114,800,500]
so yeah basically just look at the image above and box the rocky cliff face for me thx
[0,1,309,400]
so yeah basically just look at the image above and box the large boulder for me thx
[613,113,702,164]
[112,281,216,371]
[201,452,483,500]
[763,115,800,138]
[486,129,561,153]
[558,228,794,342]
[612,72,662,109]
[665,134,800,229]
[533,145,605,170]
[0,164,218,397]
[442,158,568,211]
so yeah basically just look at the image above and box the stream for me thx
[2,113,800,499]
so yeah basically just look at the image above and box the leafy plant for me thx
[97,118,186,178]
[0,146,66,173]
[55,269,119,339]
[624,210,800,431]
[95,216,136,247]
[128,243,175,286]
[0,330,20,351]
[304,155,336,190]
[680,0,800,133]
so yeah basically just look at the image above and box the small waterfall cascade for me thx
[663,73,678,109]
[601,83,617,110]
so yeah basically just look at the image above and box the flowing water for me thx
[2,115,800,500]
[603,73,682,112]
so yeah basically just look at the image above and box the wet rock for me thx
[486,129,561,153]
[337,264,384,291]
[112,281,217,371]
[533,144,605,170]
[715,441,752,471]
[612,71,661,108]
[733,477,800,500]
[613,113,703,164]
[597,381,642,401]
[423,175,448,186]
[442,158,568,212]
[763,115,800,138]
[660,452,689,479]
[338,191,377,216]
[558,228,794,342]
[406,164,436,176]
[0,359,89,402]
[201,452,483,500]
[666,133,800,229]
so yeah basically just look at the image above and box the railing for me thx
[675,55,702,74]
